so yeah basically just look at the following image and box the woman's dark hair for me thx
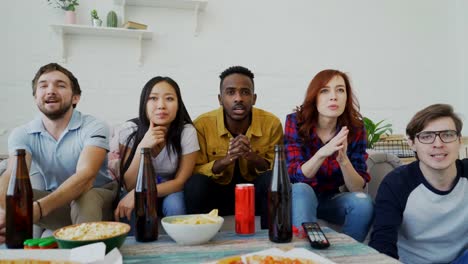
[120,76,193,177]
[295,69,362,142]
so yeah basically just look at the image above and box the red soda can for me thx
[235,183,255,235]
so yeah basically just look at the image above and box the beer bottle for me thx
[6,149,33,248]
[134,148,158,242]
[268,145,292,243]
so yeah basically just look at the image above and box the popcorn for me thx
[55,222,127,241]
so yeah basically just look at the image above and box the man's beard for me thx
[38,100,73,120]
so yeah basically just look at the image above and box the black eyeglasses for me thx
[415,130,459,144]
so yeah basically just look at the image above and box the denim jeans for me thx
[452,249,468,264]
[120,191,186,235]
[184,171,272,229]
[292,182,373,242]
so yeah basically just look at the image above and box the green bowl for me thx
[53,221,130,253]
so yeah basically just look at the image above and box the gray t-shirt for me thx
[118,122,199,181]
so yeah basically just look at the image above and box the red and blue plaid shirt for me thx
[284,113,370,194]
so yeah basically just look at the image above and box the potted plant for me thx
[107,11,118,28]
[91,9,102,27]
[47,0,79,24]
[363,117,393,149]
[47,0,79,11]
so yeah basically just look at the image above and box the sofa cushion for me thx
[366,152,401,200]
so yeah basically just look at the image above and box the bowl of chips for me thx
[161,209,224,245]
[53,221,130,253]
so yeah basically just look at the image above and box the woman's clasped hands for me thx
[318,126,349,164]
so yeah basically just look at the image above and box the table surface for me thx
[120,227,400,264]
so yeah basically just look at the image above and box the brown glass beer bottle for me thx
[268,145,292,243]
[6,149,33,248]
[134,148,158,242]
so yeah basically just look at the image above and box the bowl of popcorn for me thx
[53,221,130,253]
[161,209,224,245]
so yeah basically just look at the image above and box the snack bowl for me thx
[161,214,224,245]
[53,221,130,253]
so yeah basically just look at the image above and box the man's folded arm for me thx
[37,145,106,218]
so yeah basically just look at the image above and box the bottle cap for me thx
[274,145,284,151]
[15,149,26,155]
[23,236,57,249]
[140,147,151,154]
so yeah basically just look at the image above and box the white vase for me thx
[92,19,102,27]
[65,11,76,24]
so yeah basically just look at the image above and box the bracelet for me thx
[35,200,43,219]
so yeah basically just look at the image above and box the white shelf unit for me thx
[113,0,208,36]
[50,24,153,65]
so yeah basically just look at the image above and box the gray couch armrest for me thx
[366,152,401,200]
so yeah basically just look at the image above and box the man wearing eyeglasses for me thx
[369,104,468,264]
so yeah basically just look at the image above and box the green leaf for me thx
[363,117,393,149]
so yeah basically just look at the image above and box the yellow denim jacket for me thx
[194,107,283,185]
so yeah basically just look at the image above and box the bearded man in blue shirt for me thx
[0,63,116,242]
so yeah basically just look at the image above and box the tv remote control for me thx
[302,222,330,249]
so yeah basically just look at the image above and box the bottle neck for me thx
[14,154,29,180]
[135,149,157,193]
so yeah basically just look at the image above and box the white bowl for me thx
[161,214,224,245]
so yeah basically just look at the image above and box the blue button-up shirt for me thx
[8,110,112,191]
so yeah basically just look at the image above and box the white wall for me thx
[0,0,466,154]
[456,0,468,126]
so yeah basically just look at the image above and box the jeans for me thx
[452,249,468,264]
[120,191,185,235]
[161,191,186,216]
[292,182,373,242]
[184,171,272,229]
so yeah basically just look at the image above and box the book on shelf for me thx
[123,21,148,30]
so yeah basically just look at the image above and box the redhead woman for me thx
[111,77,199,229]
[284,69,373,242]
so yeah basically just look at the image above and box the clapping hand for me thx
[213,134,269,173]
[228,135,254,161]
[318,126,349,159]
[336,131,349,165]
[219,135,251,165]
